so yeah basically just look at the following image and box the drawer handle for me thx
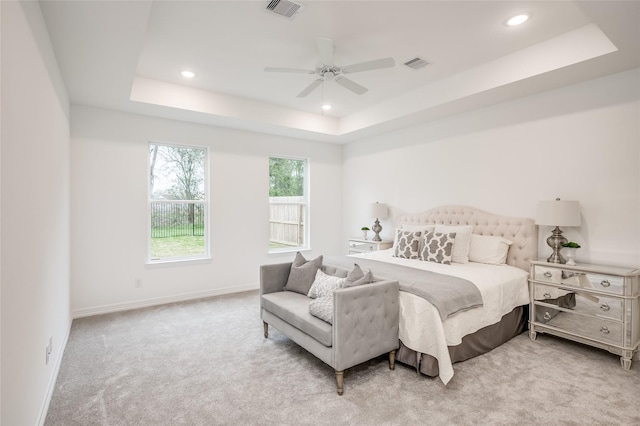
[600,304,610,312]
[369,246,374,251]
[543,312,551,321]
[543,272,553,278]
[561,271,585,279]
[600,280,611,288]
[543,293,551,299]
[600,326,610,335]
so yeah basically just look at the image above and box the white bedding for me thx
[351,248,530,385]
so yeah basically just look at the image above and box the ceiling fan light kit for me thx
[265,37,395,98]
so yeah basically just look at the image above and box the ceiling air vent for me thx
[404,57,430,70]
[265,0,305,19]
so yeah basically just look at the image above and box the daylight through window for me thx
[269,156,308,252]
[148,143,208,262]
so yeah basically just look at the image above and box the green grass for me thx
[151,225,204,238]
[151,235,295,258]
[151,235,205,259]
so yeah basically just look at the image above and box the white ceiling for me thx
[40,1,640,143]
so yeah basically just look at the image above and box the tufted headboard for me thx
[396,205,537,272]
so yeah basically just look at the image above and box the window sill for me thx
[146,256,212,267]
[268,247,310,256]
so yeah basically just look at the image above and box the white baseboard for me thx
[38,316,72,426]
[72,284,258,319]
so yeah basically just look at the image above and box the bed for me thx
[325,205,538,385]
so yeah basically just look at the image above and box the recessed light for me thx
[506,14,530,26]
[181,70,196,78]
[321,104,332,111]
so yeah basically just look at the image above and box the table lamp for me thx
[535,198,581,264]
[370,202,388,242]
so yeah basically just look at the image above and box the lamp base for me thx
[546,226,567,264]
[372,219,382,242]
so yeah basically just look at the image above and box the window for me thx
[269,156,309,252]
[148,143,208,262]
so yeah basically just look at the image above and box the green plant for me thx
[562,242,581,248]
[361,226,370,231]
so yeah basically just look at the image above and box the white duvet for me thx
[350,249,530,385]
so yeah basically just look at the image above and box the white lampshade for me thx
[535,199,581,227]
[370,202,388,219]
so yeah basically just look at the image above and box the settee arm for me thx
[260,262,292,296]
[332,280,400,372]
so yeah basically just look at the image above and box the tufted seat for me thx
[260,262,399,395]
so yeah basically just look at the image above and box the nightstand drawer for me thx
[533,265,624,296]
[534,304,622,346]
[533,283,623,321]
[347,238,392,254]
[349,242,377,253]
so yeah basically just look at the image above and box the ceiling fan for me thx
[264,38,395,98]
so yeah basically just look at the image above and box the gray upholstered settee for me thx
[260,261,399,395]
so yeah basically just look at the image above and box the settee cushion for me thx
[261,291,333,347]
[284,252,323,295]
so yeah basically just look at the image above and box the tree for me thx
[149,145,159,195]
[269,157,304,197]
[150,144,205,226]
[162,146,205,201]
[150,144,205,200]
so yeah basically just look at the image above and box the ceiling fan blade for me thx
[264,67,315,74]
[341,57,395,74]
[297,79,324,98]
[316,37,334,66]
[334,76,367,95]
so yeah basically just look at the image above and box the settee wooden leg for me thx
[335,370,344,396]
[263,321,268,338]
[389,350,396,370]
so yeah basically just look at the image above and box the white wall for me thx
[343,69,640,267]
[70,106,342,315]
[1,2,71,425]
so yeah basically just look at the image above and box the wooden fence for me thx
[269,196,305,247]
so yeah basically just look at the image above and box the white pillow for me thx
[402,224,435,234]
[469,234,513,265]
[434,224,473,264]
[309,295,334,324]
[307,270,346,299]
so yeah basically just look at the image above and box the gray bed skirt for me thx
[395,305,528,377]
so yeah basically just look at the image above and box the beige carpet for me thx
[46,290,640,425]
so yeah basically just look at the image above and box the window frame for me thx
[147,141,210,264]
[268,155,310,254]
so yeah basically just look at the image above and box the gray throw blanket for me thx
[324,256,483,321]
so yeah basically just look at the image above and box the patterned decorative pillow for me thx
[309,295,334,324]
[434,224,473,264]
[284,252,323,295]
[394,230,421,259]
[420,231,457,264]
[307,270,346,299]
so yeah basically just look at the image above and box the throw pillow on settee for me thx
[308,263,375,324]
[284,252,323,295]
